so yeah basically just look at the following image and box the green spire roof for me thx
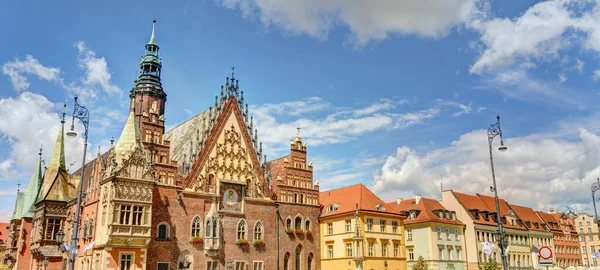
[22,148,43,218]
[37,106,71,203]
[148,19,156,45]
[115,110,141,165]
[10,192,24,221]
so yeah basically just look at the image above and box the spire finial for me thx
[39,145,43,156]
[17,180,21,192]
[61,102,67,123]
[110,137,115,147]
[149,18,157,45]
[296,123,302,141]
[231,65,235,79]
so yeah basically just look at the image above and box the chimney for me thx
[397,198,403,205]
[415,194,422,205]
[549,208,555,214]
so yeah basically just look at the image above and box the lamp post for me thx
[66,96,90,270]
[487,115,508,270]
[43,257,49,270]
[591,178,600,224]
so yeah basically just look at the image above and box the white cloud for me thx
[2,55,62,91]
[251,97,442,156]
[72,41,122,100]
[216,0,479,48]
[0,92,91,180]
[433,99,475,117]
[593,69,600,81]
[559,72,567,84]
[0,159,17,179]
[372,127,600,213]
[576,59,585,72]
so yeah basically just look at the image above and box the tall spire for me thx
[47,103,67,171]
[148,18,157,45]
[115,109,141,165]
[22,147,44,218]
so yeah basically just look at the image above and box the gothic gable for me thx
[115,145,155,181]
[184,99,268,198]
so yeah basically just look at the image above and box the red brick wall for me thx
[15,220,32,270]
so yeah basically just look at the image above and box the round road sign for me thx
[539,246,552,260]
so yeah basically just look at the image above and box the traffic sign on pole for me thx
[539,246,553,266]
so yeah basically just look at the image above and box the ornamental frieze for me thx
[113,180,153,202]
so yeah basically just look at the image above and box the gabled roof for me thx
[389,197,463,226]
[536,211,561,232]
[450,191,525,230]
[164,107,213,166]
[320,184,400,218]
[509,204,550,232]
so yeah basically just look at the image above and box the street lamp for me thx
[226,260,233,270]
[56,229,64,248]
[43,257,49,269]
[591,178,600,224]
[487,114,508,270]
[66,96,90,270]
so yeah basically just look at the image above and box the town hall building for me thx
[5,19,320,270]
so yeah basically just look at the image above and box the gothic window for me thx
[286,218,292,230]
[305,220,311,232]
[208,174,215,192]
[205,219,212,238]
[295,245,302,270]
[102,205,107,225]
[307,254,313,270]
[237,220,247,240]
[132,206,144,226]
[295,216,302,230]
[191,217,202,237]
[212,219,217,237]
[283,253,290,270]
[300,194,304,204]
[83,221,88,238]
[254,221,263,241]
[89,220,95,238]
[157,223,169,240]
[294,193,297,203]
[45,218,61,240]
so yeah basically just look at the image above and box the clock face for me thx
[223,189,239,206]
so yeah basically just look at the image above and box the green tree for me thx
[412,255,428,270]
[481,258,500,270]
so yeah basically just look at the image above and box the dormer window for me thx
[542,224,547,230]
[534,223,539,229]
[376,204,386,211]
[409,211,417,220]
[471,210,480,220]
[326,204,340,213]
[525,221,531,228]
[482,212,489,221]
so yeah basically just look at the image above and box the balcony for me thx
[352,254,365,262]
[109,224,151,237]
[204,237,221,257]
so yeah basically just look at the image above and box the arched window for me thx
[300,194,304,204]
[205,219,212,237]
[286,218,292,230]
[237,220,247,240]
[307,253,313,270]
[157,223,169,240]
[295,245,302,270]
[212,219,217,237]
[305,220,311,232]
[191,216,202,237]
[295,216,302,230]
[284,253,290,270]
[254,221,263,241]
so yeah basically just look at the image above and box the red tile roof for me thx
[320,184,401,218]
[389,197,464,226]
[451,191,525,230]
[509,204,550,232]
[0,222,8,246]
[536,211,562,232]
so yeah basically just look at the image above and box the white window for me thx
[367,219,373,231]
[253,261,264,270]
[346,243,353,257]
[327,223,333,234]
[327,245,333,259]
[346,220,352,232]
[447,246,453,260]
[446,228,451,240]
[191,216,202,237]
[380,220,386,232]
[455,229,459,241]
[132,206,144,225]
[254,221,263,241]
[439,246,444,260]
[393,244,399,257]
[207,261,219,270]
[235,261,247,270]
[237,220,247,240]
[437,227,442,240]
[120,253,133,270]
[381,242,387,257]
[408,248,414,260]
[407,229,413,241]
[368,242,374,256]
[392,221,398,233]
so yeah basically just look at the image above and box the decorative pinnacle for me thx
[17,180,21,192]
[61,102,67,123]
[110,137,115,147]
[39,145,43,156]
[231,66,235,79]
[149,18,157,45]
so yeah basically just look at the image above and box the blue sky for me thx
[2,0,600,221]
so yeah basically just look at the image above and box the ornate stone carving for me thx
[115,146,155,181]
[205,125,255,182]
[99,148,117,180]
[113,180,152,202]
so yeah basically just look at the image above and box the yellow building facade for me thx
[574,213,600,266]
[320,184,406,270]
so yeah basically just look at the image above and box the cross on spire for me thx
[297,123,301,134]
[61,102,67,123]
